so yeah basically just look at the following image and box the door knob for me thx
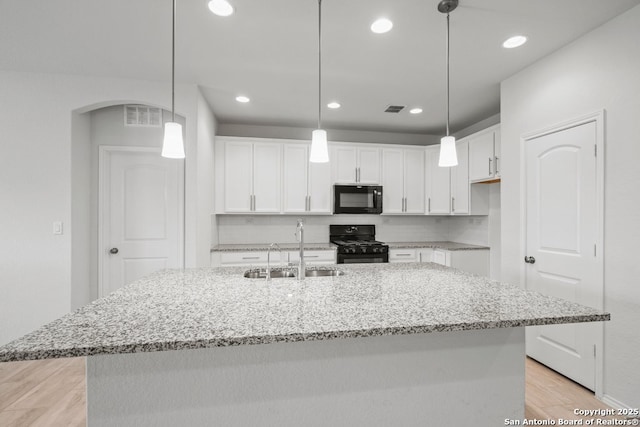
[109,248,119,254]
[524,256,535,264]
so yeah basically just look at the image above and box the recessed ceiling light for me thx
[327,102,341,109]
[502,35,527,49]
[371,18,393,34]
[235,95,250,103]
[208,0,234,17]
[409,108,423,114]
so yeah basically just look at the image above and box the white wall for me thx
[218,123,441,146]
[196,93,217,263]
[0,70,213,345]
[217,215,451,245]
[501,5,640,408]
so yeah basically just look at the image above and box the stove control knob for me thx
[372,247,378,253]
[362,247,367,253]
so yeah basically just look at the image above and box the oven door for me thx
[337,252,389,264]
[334,185,383,214]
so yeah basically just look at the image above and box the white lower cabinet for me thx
[427,249,489,277]
[288,250,336,265]
[212,250,335,267]
[389,249,418,263]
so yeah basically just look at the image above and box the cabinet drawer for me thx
[389,249,417,263]
[288,250,336,265]
[219,252,269,266]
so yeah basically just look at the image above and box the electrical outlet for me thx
[53,221,63,235]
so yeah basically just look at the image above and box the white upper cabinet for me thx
[425,146,451,214]
[283,143,331,214]
[223,139,281,213]
[469,125,500,182]
[450,140,470,215]
[223,141,254,212]
[332,144,380,184]
[382,147,425,214]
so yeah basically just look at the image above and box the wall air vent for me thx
[124,105,162,127]
[384,105,405,113]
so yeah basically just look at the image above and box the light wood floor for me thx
[0,356,620,426]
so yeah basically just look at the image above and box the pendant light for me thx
[162,0,185,159]
[437,0,458,167]
[309,0,329,163]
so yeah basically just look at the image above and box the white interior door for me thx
[101,147,184,296]
[524,120,602,391]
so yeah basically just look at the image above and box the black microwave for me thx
[334,185,383,214]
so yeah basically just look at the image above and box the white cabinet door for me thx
[382,149,404,214]
[469,130,496,182]
[358,147,381,184]
[404,148,425,213]
[494,128,501,178]
[308,159,332,213]
[432,249,451,266]
[283,144,308,213]
[333,145,358,183]
[450,140,469,215]
[332,144,380,184]
[224,141,253,213]
[253,143,282,213]
[425,146,451,214]
[417,248,434,263]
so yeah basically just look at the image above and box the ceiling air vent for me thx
[124,105,162,127]
[384,105,405,113]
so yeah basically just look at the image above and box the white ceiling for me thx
[1,0,639,135]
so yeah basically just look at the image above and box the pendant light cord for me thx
[445,11,450,137]
[171,0,176,122]
[317,0,322,130]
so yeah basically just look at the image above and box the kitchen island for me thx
[0,263,609,426]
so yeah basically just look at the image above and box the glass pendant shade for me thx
[162,122,185,159]
[438,135,458,167]
[309,129,329,163]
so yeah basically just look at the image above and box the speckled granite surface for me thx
[386,241,489,251]
[212,243,337,252]
[211,241,485,252]
[0,263,609,362]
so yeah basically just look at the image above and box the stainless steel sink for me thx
[304,269,345,277]
[243,270,296,279]
[243,268,344,279]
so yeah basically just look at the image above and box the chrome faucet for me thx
[266,243,281,281]
[296,219,305,281]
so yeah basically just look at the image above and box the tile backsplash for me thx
[217,214,488,246]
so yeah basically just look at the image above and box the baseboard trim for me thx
[600,394,631,410]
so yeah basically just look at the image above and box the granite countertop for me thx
[211,242,486,252]
[212,243,337,252]
[0,263,609,362]
[386,241,489,251]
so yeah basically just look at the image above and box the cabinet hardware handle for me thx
[495,156,499,175]
[253,195,256,211]
[396,254,412,257]
[452,197,455,212]
[109,247,119,254]
[428,197,431,213]
[489,157,493,175]
[358,167,361,182]
[249,195,253,211]
[304,255,319,258]
[524,256,536,264]
[242,256,260,260]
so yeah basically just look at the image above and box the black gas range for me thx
[330,225,389,264]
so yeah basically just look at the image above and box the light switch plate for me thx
[53,221,63,235]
